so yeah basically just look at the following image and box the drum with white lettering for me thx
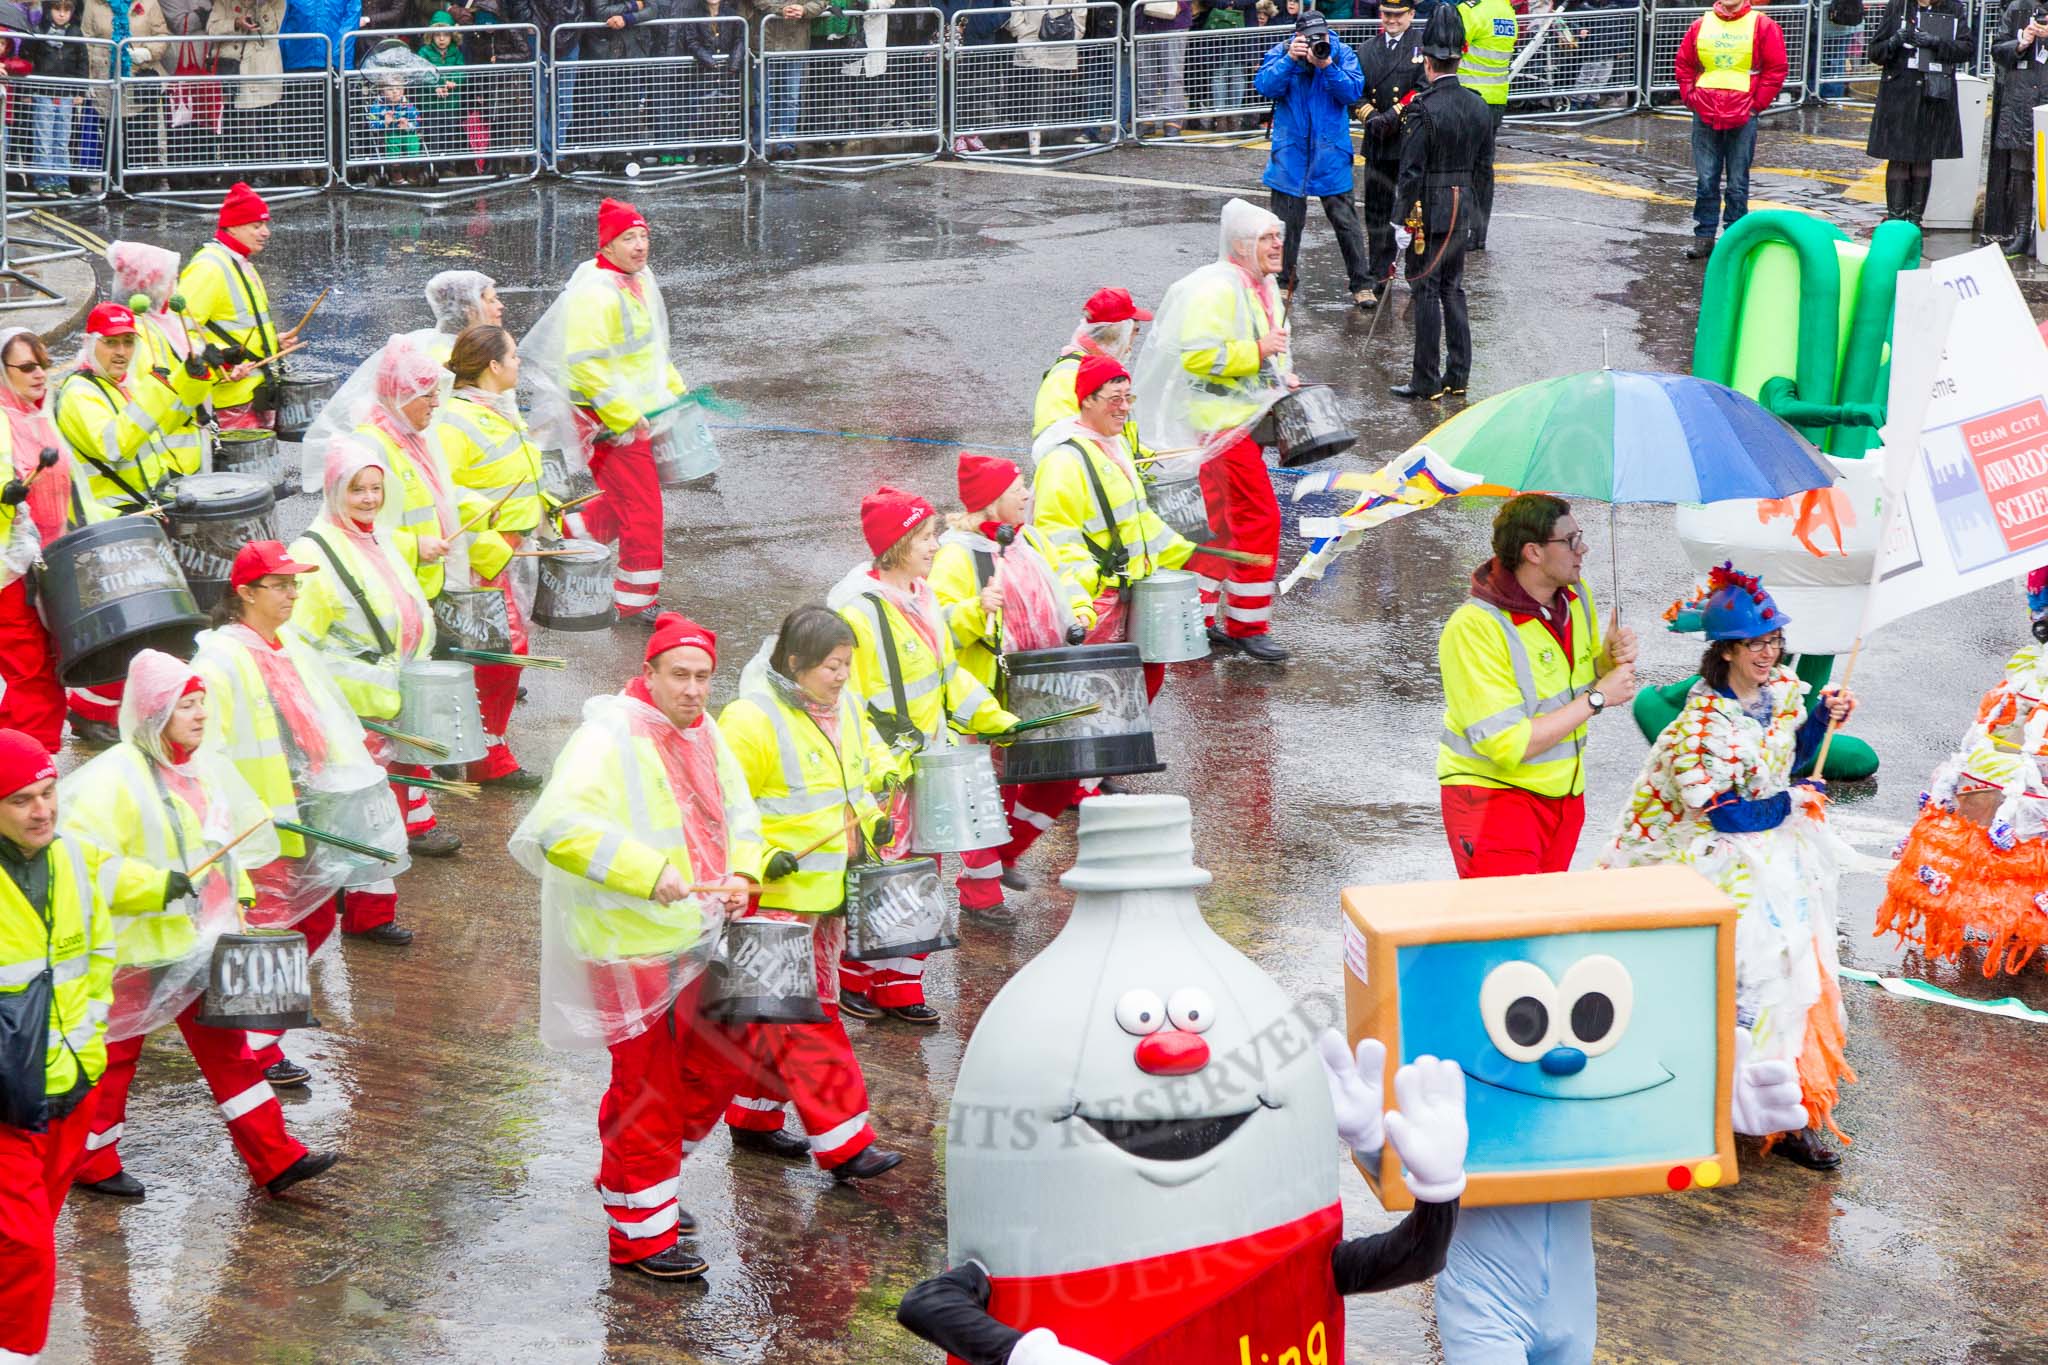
[1264,383,1357,468]
[530,538,617,632]
[651,407,720,486]
[1147,473,1215,543]
[910,743,1008,854]
[194,930,317,1031]
[275,369,342,444]
[165,472,277,611]
[845,856,955,961]
[37,518,208,687]
[1000,643,1163,784]
[699,918,827,1024]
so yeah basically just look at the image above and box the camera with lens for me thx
[1297,11,1331,58]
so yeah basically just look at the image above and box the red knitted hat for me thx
[1075,354,1129,402]
[598,198,648,248]
[646,612,717,667]
[0,729,55,797]
[218,181,269,230]
[956,452,1021,513]
[861,485,937,557]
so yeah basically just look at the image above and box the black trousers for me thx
[1408,219,1470,391]
[1359,152,1402,282]
[1270,188,1373,294]
[1470,103,1505,247]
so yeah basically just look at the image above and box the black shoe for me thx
[516,685,529,702]
[962,900,1015,926]
[77,1170,146,1200]
[1774,1127,1842,1171]
[1467,238,1487,252]
[1390,382,1445,401]
[1205,625,1238,653]
[999,866,1030,892]
[350,922,414,946]
[408,827,463,858]
[1352,287,1378,311]
[1093,777,1128,796]
[884,1003,941,1026]
[265,1150,340,1197]
[1235,635,1290,664]
[265,1059,311,1089]
[1685,235,1715,260]
[838,991,882,1020]
[482,767,544,791]
[731,1126,811,1161]
[70,717,119,747]
[629,1243,709,1279]
[830,1146,905,1183]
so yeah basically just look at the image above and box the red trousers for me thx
[0,1083,99,1358]
[78,988,306,1188]
[597,976,752,1263]
[391,763,437,837]
[573,431,664,618]
[0,579,62,751]
[247,894,337,1070]
[67,679,123,727]
[838,942,927,1008]
[718,1011,876,1168]
[1191,434,1280,639]
[469,661,521,780]
[1440,784,1586,879]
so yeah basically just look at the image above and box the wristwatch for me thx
[1585,689,1607,715]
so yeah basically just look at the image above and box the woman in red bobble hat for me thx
[825,485,1017,1024]
[930,452,1098,921]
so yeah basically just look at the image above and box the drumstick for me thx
[459,485,518,535]
[546,489,601,518]
[284,287,330,339]
[1195,545,1276,567]
[1004,703,1102,735]
[509,547,584,558]
[361,717,451,759]
[185,817,273,880]
[273,819,400,862]
[443,647,566,670]
[387,774,482,800]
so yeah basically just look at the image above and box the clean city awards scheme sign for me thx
[1869,248,2048,633]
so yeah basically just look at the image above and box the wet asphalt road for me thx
[37,106,2048,1363]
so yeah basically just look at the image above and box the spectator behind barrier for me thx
[26,0,87,195]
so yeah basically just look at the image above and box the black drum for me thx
[1266,384,1357,468]
[211,428,294,501]
[37,518,207,688]
[165,473,277,611]
[193,930,318,1031]
[699,918,826,1025]
[1147,473,1216,543]
[274,368,342,444]
[845,858,955,962]
[531,538,616,632]
[1000,643,1164,784]
[432,585,513,656]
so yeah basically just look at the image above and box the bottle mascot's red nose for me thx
[1134,1030,1210,1075]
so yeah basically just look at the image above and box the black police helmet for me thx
[1420,5,1465,59]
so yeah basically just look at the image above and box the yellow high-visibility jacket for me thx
[0,835,114,1101]
[1032,351,1148,454]
[137,312,211,473]
[1031,433,1194,600]
[176,240,276,410]
[565,271,686,437]
[285,523,434,720]
[837,584,1015,780]
[1459,0,1517,105]
[352,420,453,601]
[930,526,1097,692]
[720,679,890,915]
[54,364,209,508]
[1437,580,1603,799]
[426,392,545,581]
[1178,271,1288,434]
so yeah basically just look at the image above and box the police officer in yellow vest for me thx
[0,727,116,1361]
[1436,494,1637,879]
[1676,0,1790,258]
[1456,0,1516,249]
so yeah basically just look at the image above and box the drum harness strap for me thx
[860,593,925,754]
[1070,441,1133,590]
[54,373,167,512]
[301,530,398,664]
[203,246,279,411]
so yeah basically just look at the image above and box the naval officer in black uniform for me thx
[1353,0,1425,309]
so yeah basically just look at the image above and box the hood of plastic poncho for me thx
[520,259,677,473]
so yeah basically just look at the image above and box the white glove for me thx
[1384,1055,1468,1202]
[1009,1328,1110,1365]
[1392,223,1412,250]
[1730,1026,1807,1137]
[1315,1028,1385,1155]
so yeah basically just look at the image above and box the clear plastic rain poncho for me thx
[60,650,283,1040]
[108,241,197,367]
[521,259,713,476]
[297,270,498,493]
[509,686,758,1049]
[0,325,75,588]
[937,524,1075,654]
[300,442,432,672]
[354,335,463,550]
[1131,197,1297,480]
[192,620,411,929]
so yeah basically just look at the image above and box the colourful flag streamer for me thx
[1281,447,1490,593]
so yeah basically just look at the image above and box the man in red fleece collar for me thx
[1674,0,1787,260]
[1436,493,1639,878]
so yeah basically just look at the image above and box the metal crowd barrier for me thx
[948,3,1121,163]
[1647,3,1809,110]
[758,9,945,174]
[1506,7,1643,125]
[116,33,334,205]
[1131,23,1276,145]
[1975,0,1995,76]
[551,16,749,184]
[2,36,118,203]
[341,23,541,198]
[1811,0,1887,103]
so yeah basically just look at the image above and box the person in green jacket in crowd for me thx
[417,10,468,159]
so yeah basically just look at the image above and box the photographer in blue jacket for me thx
[1255,8,1373,309]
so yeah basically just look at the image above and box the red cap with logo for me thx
[1074,354,1130,403]
[218,181,270,230]
[860,485,937,557]
[0,729,56,797]
[1082,287,1152,324]
[598,198,648,248]
[229,539,318,591]
[86,302,139,338]
[645,612,717,667]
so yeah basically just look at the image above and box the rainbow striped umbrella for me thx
[1406,368,1837,503]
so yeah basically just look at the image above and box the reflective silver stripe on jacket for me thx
[1441,582,1591,768]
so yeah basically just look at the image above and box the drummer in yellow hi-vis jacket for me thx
[1030,287,1154,456]
[827,486,1016,1027]
[177,184,302,430]
[284,444,434,941]
[933,452,1096,921]
[425,324,545,791]
[0,727,116,1363]
[1457,0,1516,249]
[712,607,908,1184]
[109,241,215,478]
[509,613,771,1283]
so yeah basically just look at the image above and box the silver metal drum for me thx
[298,771,411,889]
[275,369,342,444]
[210,428,295,501]
[1147,474,1215,544]
[530,538,617,632]
[1266,383,1357,468]
[909,743,1008,854]
[1130,569,1209,664]
[699,918,826,1024]
[393,660,487,766]
[845,857,955,962]
[194,930,318,1031]
[651,407,720,486]
[432,586,513,655]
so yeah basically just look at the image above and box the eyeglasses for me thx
[4,361,45,373]
[256,577,302,594]
[1544,533,1588,553]
[1740,633,1785,654]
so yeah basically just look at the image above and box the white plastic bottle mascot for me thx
[898,794,1471,1365]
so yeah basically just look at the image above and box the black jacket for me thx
[1990,0,2048,150]
[28,13,88,80]
[1354,23,1424,158]
[1864,0,1972,160]
[680,9,743,67]
[1393,72,1494,233]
